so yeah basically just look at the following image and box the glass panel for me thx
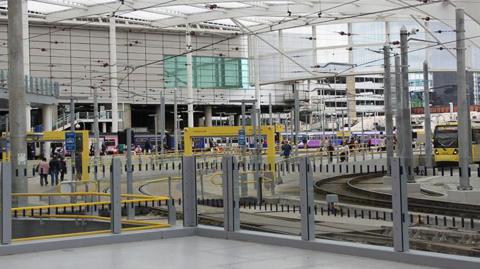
[14,133,176,242]
[164,55,248,89]
[352,22,385,44]
[410,125,480,257]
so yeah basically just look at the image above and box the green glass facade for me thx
[164,55,249,89]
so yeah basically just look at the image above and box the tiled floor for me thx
[0,236,439,269]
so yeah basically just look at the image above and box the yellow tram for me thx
[433,123,480,164]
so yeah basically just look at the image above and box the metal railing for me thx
[0,70,59,97]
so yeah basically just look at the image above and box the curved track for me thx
[314,173,480,217]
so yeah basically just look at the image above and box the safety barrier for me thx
[195,197,479,231]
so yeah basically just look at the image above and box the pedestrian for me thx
[327,142,334,163]
[281,140,292,158]
[49,155,60,186]
[60,157,67,182]
[281,140,292,166]
[145,139,152,154]
[37,157,49,186]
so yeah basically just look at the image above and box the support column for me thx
[278,30,284,80]
[456,9,472,190]
[268,93,273,125]
[204,105,212,127]
[384,45,394,174]
[8,0,28,199]
[400,27,415,183]
[253,36,261,110]
[423,62,433,168]
[346,23,356,125]
[42,105,53,159]
[294,84,300,155]
[23,0,31,133]
[109,15,119,134]
[174,91,179,153]
[395,55,402,157]
[102,122,107,133]
[122,103,132,129]
[93,87,100,181]
[186,26,194,128]
[160,95,165,156]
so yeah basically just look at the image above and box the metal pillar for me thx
[182,156,197,227]
[299,157,315,241]
[174,90,179,153]
[126,129,134,219]
[391,158,409,252]
[423,62,433,168]
[240,102,248,197]
[252,108,262,203]
[253,36,261,110]
[456,9,472,190]
[395,55,402,157]
[294,84,300,155]
[222,155,240,232]
[70,98,76,182]
[186,26,194,127]
[278,30,285,80]
[110,158,121,234]
[400,27,414,182]
[8,0,28,200]
[269,93,273,125]
[109,15,119,133]
[22,0,31,133]
[153,113,158,157]
[160,95,166,156]
[1,162,11,244]
[93,87,100,180]
[384,45,394,174]
[42,105,53,159]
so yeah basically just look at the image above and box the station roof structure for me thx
[0,1,478,41]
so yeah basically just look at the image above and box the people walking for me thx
[37,157,49,186]
[49,155,60,186]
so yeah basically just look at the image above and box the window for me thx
[164,55,249,89]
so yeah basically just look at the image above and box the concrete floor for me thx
[0,237,439,269]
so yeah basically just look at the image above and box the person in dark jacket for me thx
[60,157,67,182]
[49,156,61,186]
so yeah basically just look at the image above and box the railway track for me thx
[314,173,480,217]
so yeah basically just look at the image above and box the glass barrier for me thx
[406,164,480,257]
[8,151,178,242]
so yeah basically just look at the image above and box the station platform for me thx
[0,236,438,269]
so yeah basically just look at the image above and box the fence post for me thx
[391,158,409,251]
[126,128,135,219]
[222,155,240,232]
[1,162,11,244]
[110,158,121,234]
[168,198,177,226]
[299,156,315,241]
[182,156,197,227]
